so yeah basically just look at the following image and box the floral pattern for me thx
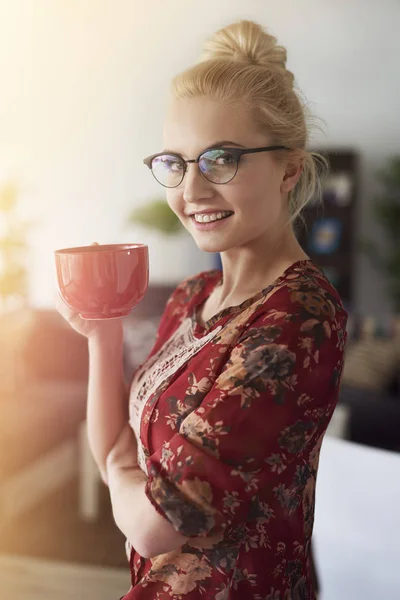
[122,260,348,599]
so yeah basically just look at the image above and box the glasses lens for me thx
[151,154,184,187]
[199,149,237,184]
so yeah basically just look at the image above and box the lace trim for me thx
[125,538,132,562]
[129,316,222,473]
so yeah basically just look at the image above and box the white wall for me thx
[0,0,399,313]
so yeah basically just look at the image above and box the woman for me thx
[57,19,347,599]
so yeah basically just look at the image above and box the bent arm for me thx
[87,327,129,484]
[107,460,188,558]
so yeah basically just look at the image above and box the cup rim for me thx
[54,243,148,255]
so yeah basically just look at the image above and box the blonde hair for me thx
[170,20,328,225]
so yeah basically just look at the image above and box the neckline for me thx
[191,259,315,332]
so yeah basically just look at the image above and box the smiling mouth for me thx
[190,211,234,224]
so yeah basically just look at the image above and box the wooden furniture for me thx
[0,381,87,526]
[0,309,88,525]
[0,553,130,600]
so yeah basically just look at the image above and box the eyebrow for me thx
[161,140,246,154]
[207,140,245,149]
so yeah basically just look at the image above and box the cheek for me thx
[166,191,181,213]
[237,175,283,225]
[253,164,282,195]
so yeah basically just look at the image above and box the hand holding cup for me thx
[54,242,149,339]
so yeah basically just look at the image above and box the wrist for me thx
[88,322,124,348]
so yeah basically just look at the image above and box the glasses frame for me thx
[143,145,290,188]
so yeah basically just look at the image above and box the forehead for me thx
[162,96,269,156]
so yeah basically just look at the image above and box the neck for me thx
[216,225,308,308]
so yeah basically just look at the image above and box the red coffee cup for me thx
[54,243,149,319]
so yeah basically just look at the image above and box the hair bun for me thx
[201,20,288,73]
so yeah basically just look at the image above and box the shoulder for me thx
[237,262,348,362]
[283,260,347,316]
[254,261,347,330]
[225,269,348,401]
[167,269,221,308]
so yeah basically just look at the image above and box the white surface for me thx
[0,1,399,312]
[314,435,400,599]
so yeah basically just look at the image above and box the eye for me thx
[216,151,236,165]
[168,160,184,172]
[154,155,184,172]
[203,149,236,165]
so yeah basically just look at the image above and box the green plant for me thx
[0,181,35,307]
[127,197,184,236]
[360,156,400,312]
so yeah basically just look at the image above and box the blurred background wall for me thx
[0,0,399,312]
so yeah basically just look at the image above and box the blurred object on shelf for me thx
[340,313,400,453]
[296,149,359,312]
[126,196,183,236]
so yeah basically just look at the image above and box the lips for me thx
[190,212,234,230]
[188,210,234,217]
[190,212,233,223]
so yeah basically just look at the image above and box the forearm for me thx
[107,461,188,558]
[87,328,129,484]
[107,464,149,555]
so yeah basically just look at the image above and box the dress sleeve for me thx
[144,299,346,538]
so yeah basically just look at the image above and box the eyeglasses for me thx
[143,145,289,188]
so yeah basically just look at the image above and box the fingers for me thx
[54,290,77,322]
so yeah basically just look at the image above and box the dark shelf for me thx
[297,149,359,309]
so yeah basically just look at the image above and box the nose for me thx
[182,162,214,204]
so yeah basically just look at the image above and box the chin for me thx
[192,237,232,254]
[193,241,220,253]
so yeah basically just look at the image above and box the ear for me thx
[280,157,303,194]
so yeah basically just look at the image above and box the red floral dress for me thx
[121,260,348,600]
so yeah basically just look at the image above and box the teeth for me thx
[194,211,232,223]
